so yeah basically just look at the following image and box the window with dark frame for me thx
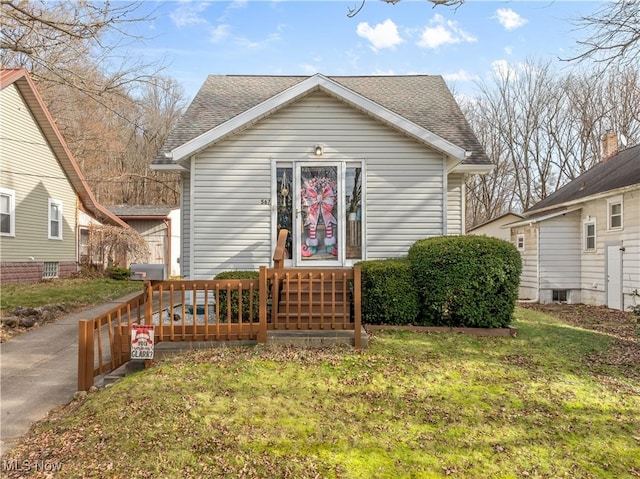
[552,290,568,302]
[585,222,596,251]
[609,202,622,229]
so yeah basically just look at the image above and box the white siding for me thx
[168,208,181,277]
[513,225,538,300]
[189,91,447,278]
[538,211,582,302]
[181,171,191,278]
[0,84,77,262]
[580,190,640,309]
[447,173,464,235]
[470,214,523,241]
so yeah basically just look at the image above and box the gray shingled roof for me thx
[155,74,490,166]
[107,205,178,217]
[526,144,640,213]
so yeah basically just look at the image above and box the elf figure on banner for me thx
[301,176,338,257]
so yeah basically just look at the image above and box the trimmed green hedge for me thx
[214,271,260,322]
[358,259,419,325]
[408,236,521,328]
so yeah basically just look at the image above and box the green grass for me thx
[3,307,639,478]
[0,278,143,314]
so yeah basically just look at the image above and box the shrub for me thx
[106,266,130,281]
[358,259,420,325]
[214,271,260,322]
[408,236,521,328]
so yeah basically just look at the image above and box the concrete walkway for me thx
[0,293,141,455]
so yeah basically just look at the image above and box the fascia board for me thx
[507,206,583,228]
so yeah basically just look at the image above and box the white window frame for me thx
[0,187,16,237]
[43,261,59,279]
[584,221,596,251]
[48,198,63,240]
[516,233,525,251]
[607,196,623,230]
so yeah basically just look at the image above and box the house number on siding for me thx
[261,199,271,205]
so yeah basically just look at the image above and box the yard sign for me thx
[131,324,155,360]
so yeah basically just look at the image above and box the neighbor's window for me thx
[584,222,596,251]
[552,290,568,302]
[0,187,15,236]
[48,198,63,239]
[608,197,623,230]
[516,234,525,251]
[43,262,59,279]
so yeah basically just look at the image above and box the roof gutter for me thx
[525,183,640,217]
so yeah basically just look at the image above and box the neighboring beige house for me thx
[0,69,126,284]
[506,134,640,311]
[467,212,524,242]
[107,205,181,277]
[152,74,493,279]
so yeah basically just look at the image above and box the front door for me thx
[296,163,341,265]
[275,162,363,267]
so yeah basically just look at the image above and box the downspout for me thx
[164,217,171,279]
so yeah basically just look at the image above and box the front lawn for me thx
[0,278,143,314]
[3,307,639,478]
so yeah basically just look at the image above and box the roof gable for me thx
[0,69,126,228]
[154,73,491,169]
[526,144,640,214]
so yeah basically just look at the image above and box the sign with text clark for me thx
[131,324,155,360]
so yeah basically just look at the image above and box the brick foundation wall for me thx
[0,261,78,284]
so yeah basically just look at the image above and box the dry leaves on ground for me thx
[520,303,640,382]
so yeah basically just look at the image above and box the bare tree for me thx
[1,1,185,206]
[465,59,640,225]
[0,1,161,98]
[565,0,640,70]
[347,0,463,18]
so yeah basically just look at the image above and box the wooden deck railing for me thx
[78,291,146,391]
[78,264,361,391]
[273,228,289,270]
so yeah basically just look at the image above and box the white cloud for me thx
[209,24,231,43]
[236,32,281,50]
[495,8,528,31]
[442,70,480,82]
[491,59,518,79]
[170,2,209,28]
[417,14,477,49]
[504,46,513,55]
[356,19,404,51]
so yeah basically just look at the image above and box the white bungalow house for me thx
[507,134,640,311]
[467,212,524,242]
[0,69,127,284]
[152,74,493,279]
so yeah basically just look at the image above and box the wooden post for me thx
[78,320,95,391]
[258,266,267,343]
[353,266,362,349]
[144,280,153,325]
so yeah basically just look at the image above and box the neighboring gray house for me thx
[108,205,181,277]
[507,134,640,311]
[0,69,126,284]
[152,74,493,278]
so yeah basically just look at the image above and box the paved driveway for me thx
[0,294,140,455]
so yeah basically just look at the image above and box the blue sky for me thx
[125,1,601,101]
